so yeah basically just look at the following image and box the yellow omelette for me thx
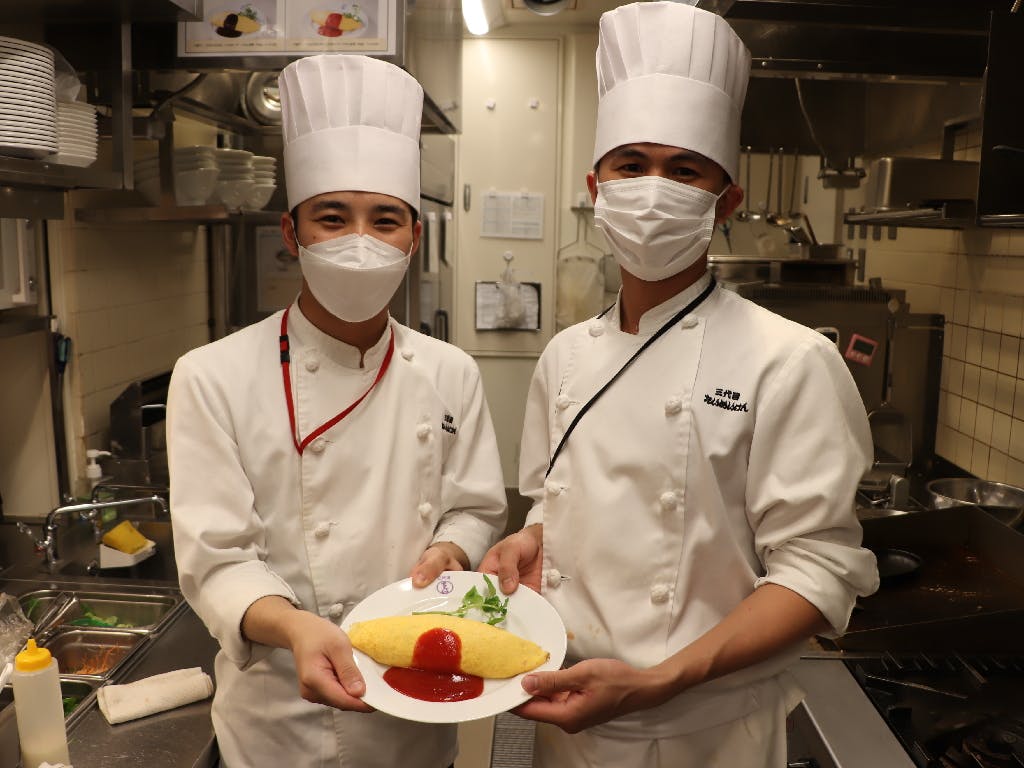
[348,614,548,679]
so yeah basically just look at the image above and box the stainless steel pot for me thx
[926,478,1024,528]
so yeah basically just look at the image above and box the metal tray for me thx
[20,589,180,634]
[41,629,144,681]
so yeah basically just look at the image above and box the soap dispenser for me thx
[11,639,71,768]
[85,449,112,490]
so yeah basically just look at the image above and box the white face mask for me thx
[297,232,411,322]
[593,176,725,282]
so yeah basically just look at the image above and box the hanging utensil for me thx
[736,146,756,222]
[768,147,794,227]
[787,147,801,216]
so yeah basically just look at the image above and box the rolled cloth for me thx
[97,667,214,725]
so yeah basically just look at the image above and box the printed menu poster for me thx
[179,0,396,57]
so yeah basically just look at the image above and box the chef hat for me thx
[593,2,750,182]
[279,54,423,211]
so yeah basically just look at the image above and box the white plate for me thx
[340,571,566,724]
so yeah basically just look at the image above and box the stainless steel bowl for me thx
[925,478,1024,527]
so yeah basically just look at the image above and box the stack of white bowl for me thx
[54,101,98,167]
[212,148,255,210]
[134,146,220,206]
[0,36,57,159]
[248,155,277,210]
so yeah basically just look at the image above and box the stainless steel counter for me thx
[65,605,219,768]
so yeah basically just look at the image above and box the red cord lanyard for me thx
[279,306,395,455]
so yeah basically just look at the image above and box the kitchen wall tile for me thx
[975,255,1024,294]
[961,230,995,258]
[989,449,1009,483]
[980,330,1000,370]
[996,374,1016,415]
[1014,382,1024,421]
[943,330,952,359]
[992,412,1012,453]
[1007,458,1024,488]
[1008,231,1024,257]
[965,328,983,365]
[939,288,956,321]
[886,229,958,255]
[1010,419,1024,461]
[968,292,985,328]
[1005,296,1024,337]
[962,364,981,401]
[971,441,989,478]
[953,290,971,325]
[984,294,1004,332]
[955,431,974,468]
[950,323,967,361]
[943,392,962,430]
[1000,335,1021,376]
[960,399,977,435]
[979,368,998,408]
[946,359,965,395]
[74,309,112,355]
[936,424,955,466]
[975,405,994,444]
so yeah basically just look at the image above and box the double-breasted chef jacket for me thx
[520,271,879,740]
[167,302,507,768]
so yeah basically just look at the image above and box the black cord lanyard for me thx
[545,277,717,479]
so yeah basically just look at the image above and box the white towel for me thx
[97,667,214,725]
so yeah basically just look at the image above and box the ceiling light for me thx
[462,0,505,35]
[521,0,571,16]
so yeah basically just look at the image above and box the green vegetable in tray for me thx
[413,574,510,626]
[69,604,132,629]
[62,696,80,716]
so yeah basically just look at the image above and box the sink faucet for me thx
[17,495,168,573]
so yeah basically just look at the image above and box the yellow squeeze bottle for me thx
[11,640,71,767]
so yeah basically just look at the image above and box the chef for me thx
[167,54,506,768]
[480,4,880,767]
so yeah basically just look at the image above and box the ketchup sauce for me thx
[382,627,484,702]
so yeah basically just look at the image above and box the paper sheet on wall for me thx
[480,191,544,240]
[256,225,302,312]
[475,281,541,330]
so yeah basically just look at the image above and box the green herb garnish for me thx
[414,574,509,626]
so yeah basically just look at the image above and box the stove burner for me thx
[934,718,1024,767]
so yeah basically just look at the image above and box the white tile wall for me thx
[852,223,1024,486]
[48,196,209,494]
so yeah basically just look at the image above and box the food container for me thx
[925,478,1024,528]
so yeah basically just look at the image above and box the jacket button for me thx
[650,584,671,604]
[545,569,562,588]
[313,522,331,539]
[308,438,326,454]
[680,317,699,330]
[401,350,414,361]
[328,603,345,619]
[545,480,562,496]
[555,394,571,410]
[418,502,433,518]
[588,323,604,337]
[416,424,432,440]
[305,356,320,373]
[659,491,678,511]
[664,397,683,415]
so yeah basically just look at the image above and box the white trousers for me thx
[532,681,803,768]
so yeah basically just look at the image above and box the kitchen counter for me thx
[65,604,219,768]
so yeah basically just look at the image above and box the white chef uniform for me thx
[167,54,507,768]
[520,4,879,766]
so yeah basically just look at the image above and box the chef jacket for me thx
[167,302,506,768]
[521,272,879,740]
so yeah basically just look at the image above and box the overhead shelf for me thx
[74,205,285,225]
[0,314,49,339]
[979,214,1024,229]
[0,157,122,192]
[843,202,975,230]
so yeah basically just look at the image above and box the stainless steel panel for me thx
[867,158,979,211]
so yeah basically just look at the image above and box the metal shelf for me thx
[844,202,975,230]
[74,205,285,225]
[0,156,123,192]
[979,214,1024,228]
[0,314,49,339]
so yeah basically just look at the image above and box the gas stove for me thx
[847,652,1024,767]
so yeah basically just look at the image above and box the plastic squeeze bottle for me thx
[11,639,70,768]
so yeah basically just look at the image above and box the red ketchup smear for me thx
[318,12,343,37]
[382,627,484,702]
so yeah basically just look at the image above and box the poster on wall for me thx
[178,0,396,57]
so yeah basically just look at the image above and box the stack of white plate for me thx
[54,101,97,167]
[212,148,255,210]
[248,155,277,209]
[134,146,220,206]
[0,37,57,159]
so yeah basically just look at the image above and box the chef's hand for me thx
[241,596,373,713]
[512,658,670,733]
[479,523,543,595]
[411,541,470,587]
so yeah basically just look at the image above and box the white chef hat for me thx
[593,2,750,182]
[279,54,423,212]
